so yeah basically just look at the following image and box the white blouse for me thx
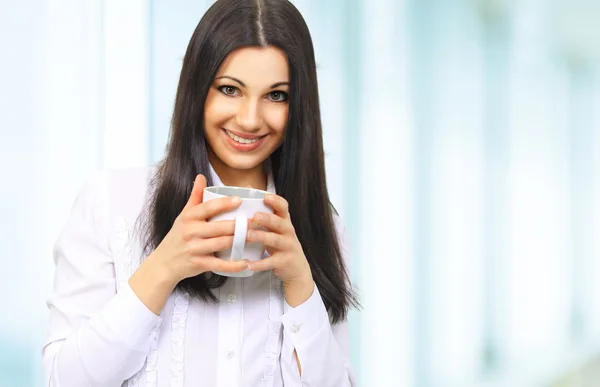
[43,165,356,387]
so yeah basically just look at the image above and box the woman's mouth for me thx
[222,129,267,152]
[224,129,263,144]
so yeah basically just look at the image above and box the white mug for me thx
[202,186,273,277]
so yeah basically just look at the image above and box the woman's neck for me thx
[208,153,268,190]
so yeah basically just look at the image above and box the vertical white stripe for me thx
[103,0,149,168]
[506,0,572,367]
[358,0,414,386]
[428,5,486,383]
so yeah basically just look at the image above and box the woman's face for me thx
[204,46,290,172]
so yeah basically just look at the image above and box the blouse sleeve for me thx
[42,172,162,387]
[279,218,357,386]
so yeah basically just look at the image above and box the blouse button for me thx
[226,350,235,359]
[291,323,301,334]
[226,293,237,303]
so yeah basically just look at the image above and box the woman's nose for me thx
[235,98,263,132]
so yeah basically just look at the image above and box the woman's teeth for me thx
[225,130,261,144]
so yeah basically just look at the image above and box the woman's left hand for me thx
[246,194,314,306]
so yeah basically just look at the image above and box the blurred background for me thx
[1,0,599,386]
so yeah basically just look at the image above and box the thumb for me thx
[185,174,207,209]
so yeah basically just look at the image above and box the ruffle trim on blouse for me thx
[145,327,159,387]
[115,216,159,387]
[263,271,284,387]
[170,290,190,387]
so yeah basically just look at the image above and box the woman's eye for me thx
[219,86,239,96]
[268,91,288,102]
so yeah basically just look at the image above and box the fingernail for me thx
[255,213,264,221]
[231,196,241,204]
[247,231,256,240]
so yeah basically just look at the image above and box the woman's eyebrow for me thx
[270,81,290,89]
[215,75,245,87]
[215,76,289,90]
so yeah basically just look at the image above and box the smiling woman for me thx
[42,0,358,386]
[204,46,290,179]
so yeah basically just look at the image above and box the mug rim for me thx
[204,185,271,199]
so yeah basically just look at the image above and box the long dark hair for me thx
[138,0,358,323]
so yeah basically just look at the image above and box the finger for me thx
[182,220,236,240]
[247,229,291,250]
[184,174,207,210]
[264,194,290,219]
[187,196,242,221]
[190,235,235,255]
[192,256,249,273]
[247,256,278,272]
[251,212,291,234]
[248,222,268,232]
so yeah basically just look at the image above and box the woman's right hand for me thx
[148,173,249,283]
[129,174,247,315]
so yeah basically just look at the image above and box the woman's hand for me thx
[130,174,248,315]
[246,194,314,307]
[147,174,250,282]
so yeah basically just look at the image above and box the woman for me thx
[43,0,358,386]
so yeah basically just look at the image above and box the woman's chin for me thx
[213,151,268,171]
